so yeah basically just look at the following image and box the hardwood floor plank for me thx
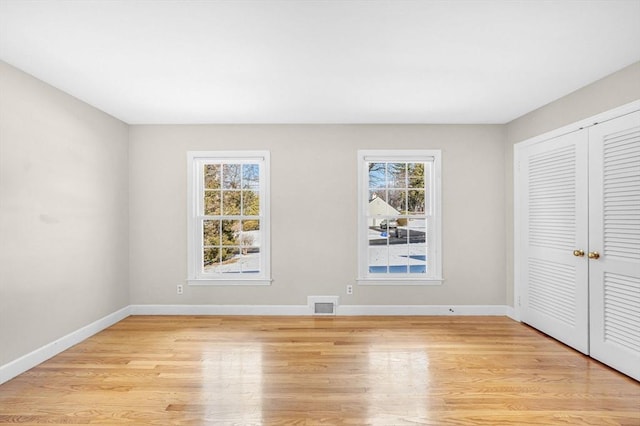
[1,316,638,425]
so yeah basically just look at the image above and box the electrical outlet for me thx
[177,284,184,295]
[346,285,353,295]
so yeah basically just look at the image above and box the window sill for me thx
[357,278,443,286]
[188,279,272,286]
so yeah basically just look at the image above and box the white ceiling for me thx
[1,0,639,124]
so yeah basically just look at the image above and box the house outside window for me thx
[357,150,442,284]
[187,151,270,285]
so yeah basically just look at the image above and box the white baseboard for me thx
[0,306,131,385]
[505,306,519,321]
[131,304,509,316]
[338,304,508,316]
[130,304,310,315]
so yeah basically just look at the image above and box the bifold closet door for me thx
[520,129,590,354]
[588,111,640,381]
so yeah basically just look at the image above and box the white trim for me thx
[337,305,508,316]
[505,306,518,321]
[0,306,130,385]
[130,304,508,316]
[513,144,523,322]
[187,151,269,161]
[360,151,441,162]
[130,304,309,315]
[188,279,272,286]
[357,278,443,285]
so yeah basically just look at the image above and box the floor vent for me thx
[308,296,339,316]
[314,302,335,315]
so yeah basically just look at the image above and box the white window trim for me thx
[187,151,271,286]
[357,149,443,285]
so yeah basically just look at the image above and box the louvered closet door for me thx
[588,111,640,381]
[520,130,590,354]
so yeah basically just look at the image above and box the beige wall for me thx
[504,61,640,307]
[129,124,506,306]
[0,62,130,366]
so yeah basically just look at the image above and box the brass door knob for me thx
[573,249,585,257]
[588,251,600,260]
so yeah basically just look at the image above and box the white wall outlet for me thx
[177,284,184,295]
[346,285,353,295]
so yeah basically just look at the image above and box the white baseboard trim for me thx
[130,304,509,316]
[505,306,519,321]
[130,304,310,316]
[0,306,131,385]
[337,304,508,316]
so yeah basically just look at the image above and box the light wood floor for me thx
[0,316,638,425]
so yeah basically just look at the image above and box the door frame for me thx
[513,99,640,322]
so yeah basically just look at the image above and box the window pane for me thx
[368,220,390,274]
[408,240,427,274]
[203,220,220,246]
[391,234,409,273]
[204,164,221,189]
[242,219,260,231]
[368,191,400,217]
[242,220,261,247]
[243,190,260,215]
[243,164,260,189]
[222,191,241,215]
[368,162,386,189]
[387,163,407,188]
[388,190,406,213]
[214,247,260,274]
[241,247,260,273]
[407,218,426,242]
[220,247,241,271]
[407,219,427,273]
[204,190,221,215]
[223,164,241,189]
[408,163,424,189]
[370,190,387,203]
[239,229,255,247]
[203,247,220,270]
[368,244,389,274]
[408,190,425,214]
[222,220,241,245]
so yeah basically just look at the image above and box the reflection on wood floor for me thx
[1,316,638,425]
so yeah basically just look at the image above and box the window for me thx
[187,151,270,285]
[357,150,442,283]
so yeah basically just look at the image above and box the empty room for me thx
[1,0,639,424]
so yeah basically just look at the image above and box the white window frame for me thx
[187,151,271,286]
[357,150,442,285]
